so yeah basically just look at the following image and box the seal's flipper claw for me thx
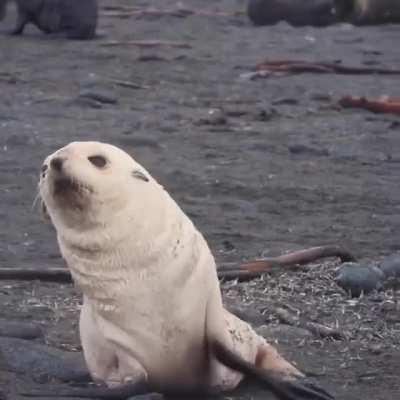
[278,377,335,400]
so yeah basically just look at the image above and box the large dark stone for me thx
[247,0,337,27]
[335,0,400,25]
[0,337,90,383]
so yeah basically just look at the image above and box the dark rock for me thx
[247,0,337,27]
[335,0,400,25]
[0,320,43,340]
[335,262,384,297]
[79,90,118,105]
[198,108,227,126]
[0,337,90,383]
[1,0,98,39]
[289,144,330,157]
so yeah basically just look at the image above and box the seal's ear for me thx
[132,169,149,182]
[40,199,51,222]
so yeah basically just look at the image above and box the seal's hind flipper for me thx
[271,377,335,400]
[212,339,334,400]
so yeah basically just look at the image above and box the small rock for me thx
[71,97,103,109]
[289,144,330,157]
[379,254,400,278]
[198,108,227,126]
[79,90,118,105]
[272,98,299,106]
[335,262,384,297]
[256,108,278,121]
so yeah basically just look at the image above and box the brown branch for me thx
[255,60,400,76]
[100,40,192,49]
[217,245,356,281]
[0,246,355,284]
[339,96,400,116]
[274,307,346,340]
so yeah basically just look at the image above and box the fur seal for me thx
[36,141,333,399]
[335,0,400,25]
[380,255,400,279]
[0,0,98,39]
[335,262,384,297]
[247,0,337,27]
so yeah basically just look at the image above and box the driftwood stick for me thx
[274,307,346,340]
[255,60,400,76]
[0,246,355,283]
[0,268,72,283]
[339,96,400,115]
[217,245,356,281]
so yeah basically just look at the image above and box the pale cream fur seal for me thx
[37,141,333,400]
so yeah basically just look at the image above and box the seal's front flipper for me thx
[18,381,160,400]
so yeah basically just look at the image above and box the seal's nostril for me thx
[50,157,64,172]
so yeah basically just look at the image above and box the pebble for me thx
[79,90,118,105]
[198,108,227,125]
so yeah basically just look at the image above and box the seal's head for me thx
[39,141,153,231]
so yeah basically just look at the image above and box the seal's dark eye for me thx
[88,155,107,168]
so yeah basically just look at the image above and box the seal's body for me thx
[39,142,333,400]
[247,0,337,27]
[335,0,400,24]
[0,0,98,39]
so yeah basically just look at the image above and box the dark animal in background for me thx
[0,0,98,39]
[247,0,337,27]
[335,0,400,25]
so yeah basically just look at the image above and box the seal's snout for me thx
[50,156,65,173]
